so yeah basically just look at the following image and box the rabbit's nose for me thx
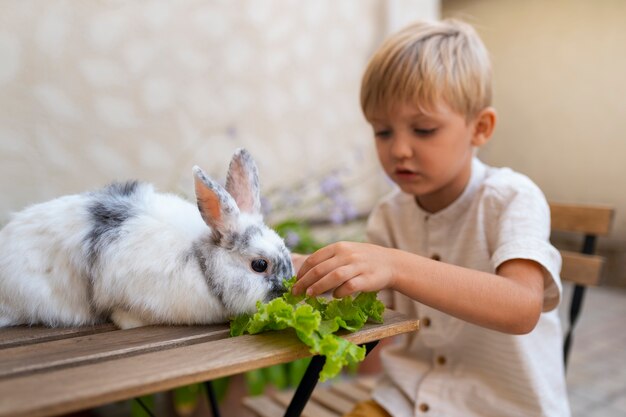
[266,288,283,302]
[266,281,286,301]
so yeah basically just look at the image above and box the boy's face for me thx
[368,101,486,213]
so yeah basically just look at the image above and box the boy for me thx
[291,19,570,417]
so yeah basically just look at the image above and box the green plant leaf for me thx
[354,291,385,323]
[229,313,251,337]
[131,395,155,417]
[287,357,312,387]
[244,369,266,396]
[273,220,325,254]
[230,276,385,381]
[208,377,230,403]
[263,364,289,390]
[317,334,366,381]
[324,296,368,331]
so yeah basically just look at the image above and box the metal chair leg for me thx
[205,381,221,417]
[283,340,380,417]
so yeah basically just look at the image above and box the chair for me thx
[549,202,615,368]
[243,202,616,416]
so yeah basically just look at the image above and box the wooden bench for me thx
[244,201,616,416]
[0,310,418,417]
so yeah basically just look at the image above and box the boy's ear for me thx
[471,107,497,147]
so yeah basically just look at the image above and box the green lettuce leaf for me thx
[230,276,385,381]
[229,313,252,337]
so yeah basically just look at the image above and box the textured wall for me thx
[1,1,442,226]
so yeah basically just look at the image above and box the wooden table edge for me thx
[0,310,418,417]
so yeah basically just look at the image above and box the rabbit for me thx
[0,148,293,329]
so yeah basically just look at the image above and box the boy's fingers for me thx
[305,264,355,296]
[296,244,337,279]
[292,256,339,295]
[294,259,356,296]
[333,274,366,298]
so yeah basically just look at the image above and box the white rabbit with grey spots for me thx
[0,148,293,329]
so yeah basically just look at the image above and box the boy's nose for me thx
[390,135,413,159]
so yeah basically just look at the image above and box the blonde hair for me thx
[360,19,492,121]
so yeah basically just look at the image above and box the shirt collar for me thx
[407,157,487,222]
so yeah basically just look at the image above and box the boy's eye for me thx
[374,130,392,138]
[413,128,437,136]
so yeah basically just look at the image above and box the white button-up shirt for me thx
[368,158,570,417]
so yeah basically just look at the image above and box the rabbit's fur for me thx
[0,148,293,329]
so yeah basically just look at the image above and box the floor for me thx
[560,284,626,417]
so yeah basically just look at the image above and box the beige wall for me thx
[443,0,626,285]
[0,1,441,228]
[0,1,373,226]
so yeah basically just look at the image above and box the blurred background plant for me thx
[266,165,375,249]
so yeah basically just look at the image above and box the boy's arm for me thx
[292,241,544,335]
[392,249,544,334]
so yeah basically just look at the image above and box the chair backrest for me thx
[548,202,615,369]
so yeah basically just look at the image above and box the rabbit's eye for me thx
[251,258,269,273]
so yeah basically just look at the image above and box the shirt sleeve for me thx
[485,176,563,312]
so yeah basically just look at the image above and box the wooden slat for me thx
[310,386,357,415]
[560,250,605,286]
[355,376,378,391]
[0,323,116,348]
[330,380,371,403]
[0,325,229,378]
[549,202,614,235]
[0,309,417,417]
[272,389,340,417]
[245,377,379,417]
[243,395,291,417]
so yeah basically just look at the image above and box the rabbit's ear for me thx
[193,166,239,236]
[225,148,261,215]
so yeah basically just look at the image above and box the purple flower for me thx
[285,231,301,249]
[321,190,359,225]
[329,207,345,225]
[319,173,343,197]
[342,202,358,222]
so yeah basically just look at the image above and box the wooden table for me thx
[0,309,418,417]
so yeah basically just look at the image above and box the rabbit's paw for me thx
[111,310,148,329]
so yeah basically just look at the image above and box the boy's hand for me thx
[292,241,396,298]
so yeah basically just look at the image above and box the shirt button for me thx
[437,355,447,365]
[430,253,441,261]
[422,317,431,327]
[419,403,430,412]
